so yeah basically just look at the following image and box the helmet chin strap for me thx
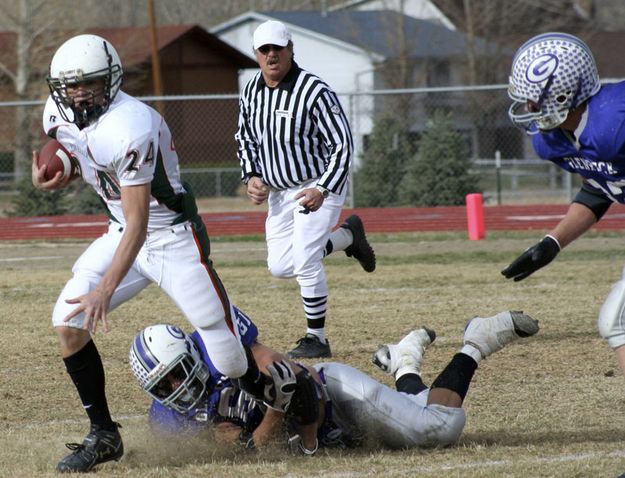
[73,101,107,129]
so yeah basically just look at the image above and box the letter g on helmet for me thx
[508,32,600,133]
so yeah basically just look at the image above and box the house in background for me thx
[329,0,455,28]
[211,9,508,161]
[0,24,255,182]
[97,25,256,168]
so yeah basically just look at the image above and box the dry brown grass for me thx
[2,231,625,477]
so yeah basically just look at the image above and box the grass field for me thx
[2,230,625,477]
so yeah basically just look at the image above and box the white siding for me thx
[217,22,376,164]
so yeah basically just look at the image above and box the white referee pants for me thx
[51,222,248,378]
[315,362,466,449]
[265,181,346,298]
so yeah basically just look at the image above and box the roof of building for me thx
[0,24,255,75]
[214,10,497,59]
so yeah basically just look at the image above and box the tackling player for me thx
[502,32,625,379]
[130,308,539,453]
[32,34,288,473]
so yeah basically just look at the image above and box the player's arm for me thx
[502,182,607,281]
[250,343,321,452]
[33,120,79,190]
[64,183,150,331]
[549,201,599,247]
[31,149,71,190]
[251,407,285,447]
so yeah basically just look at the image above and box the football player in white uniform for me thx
[32,34,280,473]
[130,309,539,453]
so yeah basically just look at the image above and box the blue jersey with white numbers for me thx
[148,305,264,434]
[532,81,625,203]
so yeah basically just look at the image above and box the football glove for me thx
[263,360,297,412]
[501,235,561,282]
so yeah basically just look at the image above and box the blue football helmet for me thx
[508,32,600,133]
[129,324,210,414]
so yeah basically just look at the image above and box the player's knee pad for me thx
[598,278,625,349]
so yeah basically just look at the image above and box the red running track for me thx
[1,204,625,241]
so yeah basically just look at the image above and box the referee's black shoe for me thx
[341,215,376,272]
[57,423,123,473]
[287,334,332,359]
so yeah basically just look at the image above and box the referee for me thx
[236,20,376,358]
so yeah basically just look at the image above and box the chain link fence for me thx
[0,85,590,216]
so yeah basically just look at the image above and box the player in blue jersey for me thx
[130,305,320,452]
[129,308,539,454]
[502,32,625,375]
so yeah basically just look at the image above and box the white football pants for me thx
[265,180,346,298]
[51,222,247,378]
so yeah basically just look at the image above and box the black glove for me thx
[501,235,561,281]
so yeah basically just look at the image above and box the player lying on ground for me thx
[130,305,319,451]
[130,308,539,452]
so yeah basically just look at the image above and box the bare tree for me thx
[0,0,62,180]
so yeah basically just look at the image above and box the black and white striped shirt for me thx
[236,62,353,193]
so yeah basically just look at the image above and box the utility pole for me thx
[147,0,163,98]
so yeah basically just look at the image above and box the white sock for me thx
[328,227,352,253]
[461,344,482,364]
[306,328,326,344]
[395,366,421,380]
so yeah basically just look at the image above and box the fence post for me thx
[495,150,502,205]
[347,93,355,209]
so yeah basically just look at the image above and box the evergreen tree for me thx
[399,112,480,206]
[353,115,413,207]
[8,178,68,216]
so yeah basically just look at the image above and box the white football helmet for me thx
[47,34,123,128]
[129,324,210,414]
[508,32,600,133]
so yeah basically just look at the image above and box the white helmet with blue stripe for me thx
[129,324,210,414]
[508,32,600,133]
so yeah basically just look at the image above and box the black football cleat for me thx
[341,215,376,272]
[287,334,332,359]
[56,423,123,473]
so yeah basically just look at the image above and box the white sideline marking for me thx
[27,221,107,228]
[316,449,625,477]
[0,255,63,262]
[507,214,565,221]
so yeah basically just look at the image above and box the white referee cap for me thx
[253,20,291,50]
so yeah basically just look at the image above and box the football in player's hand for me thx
[38,139,80,181]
